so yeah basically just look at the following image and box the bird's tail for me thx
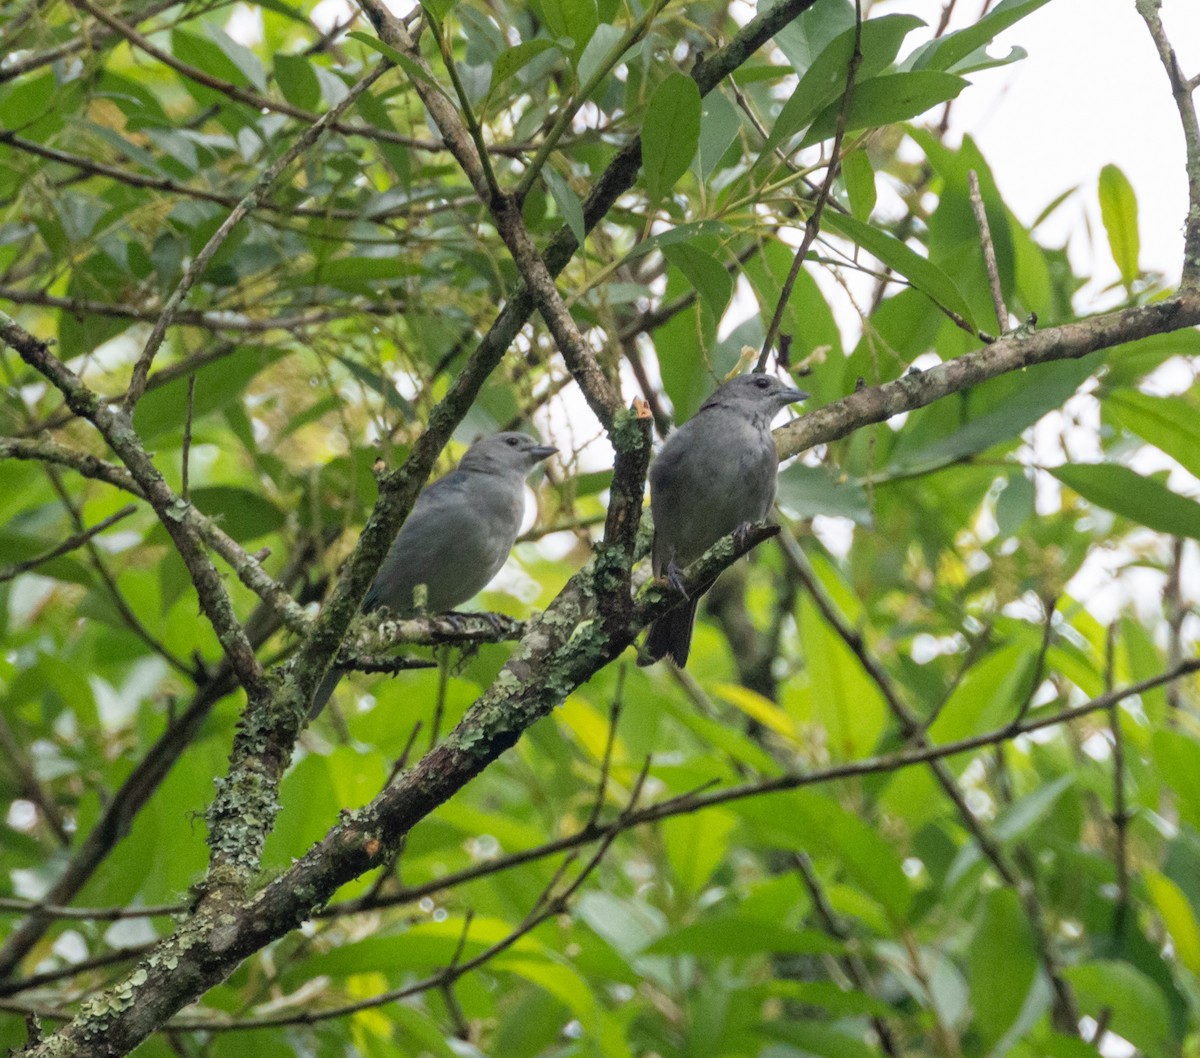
[641,597,699,667]
[308,666,344,720]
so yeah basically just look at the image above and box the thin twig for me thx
[968,169,1009,333]
[1135,0,1200,287]
[1106,624,1131,936]
[180,375,196,503]
[1165,536,1185,715]
[587,666,625,829]
[757,0,863,371]
[0,504,136,584]
[792,852,902,1057]
[1009,596,1057,728]
[0,711,72,846]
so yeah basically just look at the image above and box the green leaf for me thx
[274,53,321,111]
[662,243,733,322]
[490,39,557,94]
[823,210,977,326]
[887,359,1092,474]
[995,472,1036,535]
[645,914,841,957]
[842,149,876,220]
[132,348,283,441]
[969,889,1044,1049]
[623,220,732,262]
[204,23,267,91]
[1107,391,1200,478]
[1146,871,1200,975]
[347,31,438,87]
[759,15,925,158]
[910,0,1052,72]
[1052,463,1200,541]
[695,90,741,181]
[1152,730,1200,832]
[662,809,736,895]
[420,0,456,23]
[799,71,968,148]
[543,167,586,246]
[1103,328,1200,389]
[577,24,625,89]
[776,464,873,526]
[738,793,912,919]
[170,29,250,88]
[539,0,598,59]
[642,73,702,206]
[189,487,284,542]
[333,354,415,416]
[1066,960,1175,1057]
[757,1020,878,1058]
[992,774,1074,842]
[1099,163,1140,290]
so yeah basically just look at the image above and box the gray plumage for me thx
[643,374,808,666]
[309,432,556,718]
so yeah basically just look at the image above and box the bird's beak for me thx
[530,444,557,461]
[781,386,810,404]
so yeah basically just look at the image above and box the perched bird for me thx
[309,432,556,718]
[642,373,808,666]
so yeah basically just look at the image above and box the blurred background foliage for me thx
[2,0,1200,1054]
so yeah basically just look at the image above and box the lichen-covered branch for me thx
[773,292,1200,458]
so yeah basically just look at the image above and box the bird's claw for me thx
[733,521,756,551]
[666,559,689,600]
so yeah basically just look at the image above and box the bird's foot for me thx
[666,559,689,600]
[733,521,757,551]
[481,611,509,636]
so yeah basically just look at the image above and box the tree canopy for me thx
[3,0,1200,1055]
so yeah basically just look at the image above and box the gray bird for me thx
[642,373,808,666]
[309,432,556,718]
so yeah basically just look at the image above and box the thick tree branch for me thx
[773,292,1200,458]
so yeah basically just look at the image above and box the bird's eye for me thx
[505,436,520,447]
[754,376,771,389]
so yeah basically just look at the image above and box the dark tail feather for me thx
[308,667,344,720]
[641,597,699,666]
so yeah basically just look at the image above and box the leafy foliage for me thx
[1,0,1199,1055]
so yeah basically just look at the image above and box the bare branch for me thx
[1136,0,1200,285]
[0,504,136,584]
[968,168,1010,333]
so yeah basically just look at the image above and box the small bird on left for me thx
[309,432,556,719]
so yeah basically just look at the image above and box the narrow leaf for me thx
[1052,463,1200,541]
[1107,391,1200,479]
[760,15,925,160]
[910,0,1052,72]
[1099,163,1140,290]
[799,71,968,148]
[662,243,733,321]
[543,167,586,246]
[823,210,977,326]
[642,73,702,206]
[490,39,557,95]
[842,149,876,220]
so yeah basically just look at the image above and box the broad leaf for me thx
[642,73,702,205]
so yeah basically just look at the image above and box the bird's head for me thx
[460,432,557,476]
[705,373,809,425]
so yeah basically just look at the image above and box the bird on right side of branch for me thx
[641,372,809,667]
[309,431,556,719]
